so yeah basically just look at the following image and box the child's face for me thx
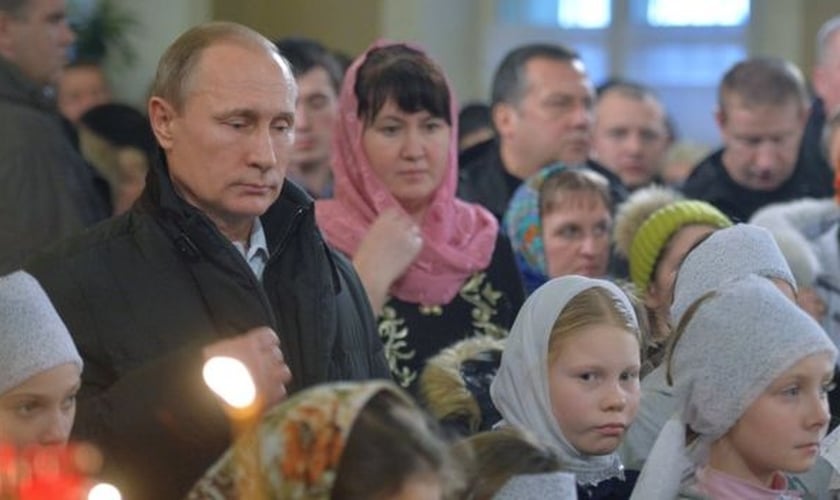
[713,352,834,484]
[548,324,641,455]
[646,224,717,316]
[0,363,81,447]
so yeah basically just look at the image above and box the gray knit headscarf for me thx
[491,275,639,486]
[631,275,837,499]
[493,471,578,499]
[0,271,82,394]
[670,223,795,324]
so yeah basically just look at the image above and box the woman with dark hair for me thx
[315,42,524,392]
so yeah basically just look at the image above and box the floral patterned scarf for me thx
[186,381,413,499]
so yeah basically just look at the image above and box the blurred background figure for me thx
[275,36,344,198]
[458,102,495,153]
[682,57,822,222]
[76,103,156,215]
[659,141,710,188]
[591,80,671,191]
[56,60,112,126]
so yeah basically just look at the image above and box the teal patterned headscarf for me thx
[503,164,567,294]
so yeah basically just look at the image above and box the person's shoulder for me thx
[27,211,147,271]
[681,149,726,196]
[459,138,497,172]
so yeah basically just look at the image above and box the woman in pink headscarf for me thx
[316,41,524,392]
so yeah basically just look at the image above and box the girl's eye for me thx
[61,394,77,411]
[620,370,639,381]
[578,372,596,382]
[822,382,837,395]
[781,386,801,397]
[15,402,39,417]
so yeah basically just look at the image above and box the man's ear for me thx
[714,106,726,131]
[148,97,177,150]
[492,102,516,140]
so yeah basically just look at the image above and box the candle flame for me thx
[202,356,257,409]
[88,482,121,500]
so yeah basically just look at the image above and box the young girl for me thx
[631,275,836,499]
[0,271,82,447]
[187,380,455,499]
[504,165,615,294]
[491,275,642,499]
[620,223,797,471]
[612,185,731,371]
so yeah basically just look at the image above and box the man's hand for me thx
[202,327,292,410]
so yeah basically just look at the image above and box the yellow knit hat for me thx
[629,200,731,293]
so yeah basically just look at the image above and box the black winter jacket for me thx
[0,58,107,273]
[26,158,389,500]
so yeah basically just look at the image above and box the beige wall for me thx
[108,0,212,107]
[212,0,382,58]
[103,1,840,111]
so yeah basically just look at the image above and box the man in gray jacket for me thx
[27,21,389,500]
[0,0,108,273]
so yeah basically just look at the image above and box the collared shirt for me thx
[232,218,269,281]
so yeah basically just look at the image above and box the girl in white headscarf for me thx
[491,275,642,499]
[631,275,837,499]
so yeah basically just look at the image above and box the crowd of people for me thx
[3,0,840,498]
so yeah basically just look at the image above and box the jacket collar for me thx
[138,149,315,255]
[0,56,55,112]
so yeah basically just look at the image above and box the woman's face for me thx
[646,224,717,316]
[0,363,81,447]
[362,99,451,218]
[711,351,834,486]
[548,324,641,455]
[541,193,612,278]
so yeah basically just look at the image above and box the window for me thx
[645,0,749,27]
[490,0,751,146]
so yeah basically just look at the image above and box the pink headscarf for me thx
[315,40,498,306]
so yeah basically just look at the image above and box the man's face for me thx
[290,66,339,172]
[0,0,74,86]
[717,96,806,192]
[56,65,111,124]
[496,57,594,175]
[591,91,669,189]
[814,30,840,115]
[149,42,296,238]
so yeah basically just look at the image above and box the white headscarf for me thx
[493,471,578,499]
[631,275,837,499]
[671,223,795,325]
[0,271,82,394]
[491,275,639,486]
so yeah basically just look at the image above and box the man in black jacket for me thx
[458,43,626,221]
[0,0,108,273]
[682,57,826,222]
[26,22,389,500]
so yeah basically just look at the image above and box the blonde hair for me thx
[548,287,640,362]
[538,169,612,218]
